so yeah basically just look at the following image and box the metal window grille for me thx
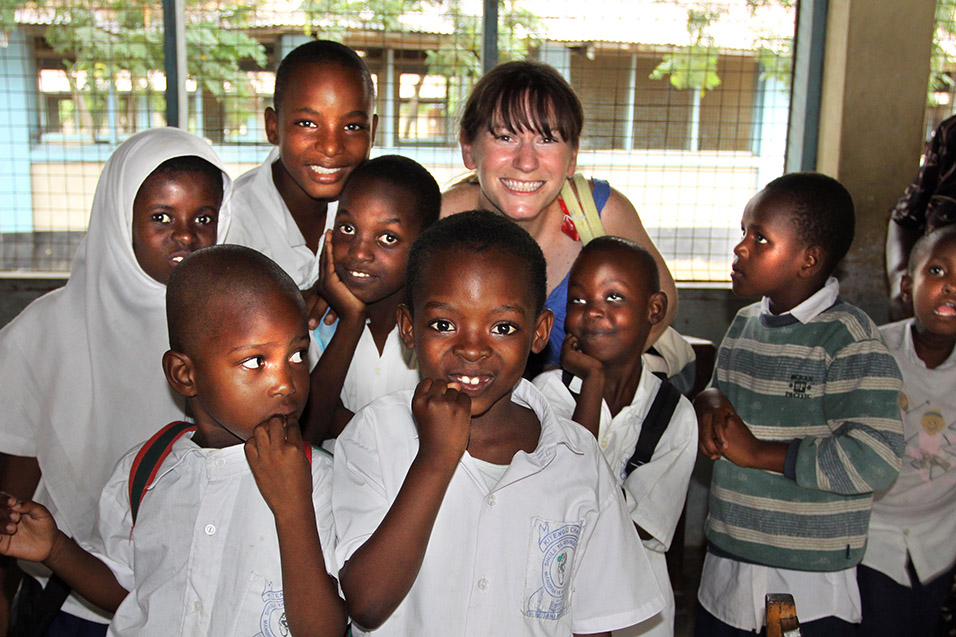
[0,0,798,280]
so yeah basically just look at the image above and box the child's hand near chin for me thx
[412,378,471,467]
[0,493,58,563]
[560,334,605,380]
[316,230,366,325]
[694,388,738,460]
[245,417,314,515]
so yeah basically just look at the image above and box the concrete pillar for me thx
[816,0,935,323]
[0,28,36,232]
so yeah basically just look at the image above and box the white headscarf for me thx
[0,127,233,541]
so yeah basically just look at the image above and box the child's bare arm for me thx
[246,418,347,637]
[303,232,367,444]
[560,334,605,438]
[0,493,126,612]
[339,378,470,630]
[693,388,734,459]
[717,416,788,473]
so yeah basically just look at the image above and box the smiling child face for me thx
[131,169,222,285]
[332,179,422,307]
[398,246,551,421]
[266,62,377,204]
[565,247,664,366]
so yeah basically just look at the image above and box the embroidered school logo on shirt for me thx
[255,582,289,637]
[787,374,813,399]
[523,517,581,621]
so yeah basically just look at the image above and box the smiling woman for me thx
[441,60,681,370]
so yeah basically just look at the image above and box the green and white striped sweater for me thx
[706,300,904,572]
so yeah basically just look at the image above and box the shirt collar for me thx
[511,379,585,462]
[760,276,840,324]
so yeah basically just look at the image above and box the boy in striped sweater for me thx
[694,173,904,636]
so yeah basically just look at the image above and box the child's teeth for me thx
[171,256,183,263]
[312,165,341,175]
[349,270,370,278]
[938,305,956,317]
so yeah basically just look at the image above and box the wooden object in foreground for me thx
[766,593,802,637]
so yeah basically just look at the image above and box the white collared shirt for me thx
[863,318,956,586]
[313,321,419,413]
[333,379,665,636]
[225,147,336,290]
[760,276,840,323]
[86,431,336,636]
[533,367,697,637]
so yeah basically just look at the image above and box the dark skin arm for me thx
[0,454,41,633]
[885,219,920,321]
[338,379,470,631]
[246,418,347,637]
[561,334,605,439]
[302,233,367,445]
[0,493,127,612]
[693,388,787,473]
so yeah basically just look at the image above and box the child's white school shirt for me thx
[225,147,335,290]
[533,367,697,637]
[697,277,862,631]
[862,318,956,586]
[333,379,665,636]
[314,320,418,413]
[87,431,336,636]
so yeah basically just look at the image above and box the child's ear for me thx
[900,273,914,303]
[370,113,379,146]
[799,245,825,278]
[530,309,555,355]
[647,291,668,325]
[397,304,415,350]
[163,350,198,398]
[264,107,279,146]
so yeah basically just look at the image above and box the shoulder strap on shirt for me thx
[623,379,682,477]
[559,174,607,245]
[128,421,197,524]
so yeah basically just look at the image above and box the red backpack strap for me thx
[128,421,197,525]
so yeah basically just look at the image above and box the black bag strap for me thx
[624,379,681,477]
[9,573,72,637]
[561,370,578,398]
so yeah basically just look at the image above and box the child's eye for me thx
[606,292,624,302]
[290,349,306,364]
[344,122,369,132]
[294,119,316,128]
[195,214,216,225]
[150,212,172,223]
[569,296,585,305]
[754,234,768,245]
[427,319,455,333]
[337,223,355,236]
[241,356,265,370]
[929,264,945,276]
[492,322,518,336]
[378,233,399,246]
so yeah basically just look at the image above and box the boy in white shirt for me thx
[534,236,697,637]
[225,39,377,292]
[332,210,665,636]
[0,246,345,636]
[305,155,440,443]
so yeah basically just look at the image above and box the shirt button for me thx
[215,458,225,467]
[204,524,216,535]
[192,600,203,612]
[600,439,608,449]
[477,577,489,591]
[487,495,496,507]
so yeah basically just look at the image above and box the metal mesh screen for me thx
[0,0,798,279]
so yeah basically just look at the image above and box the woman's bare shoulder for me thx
[440,181,480,218]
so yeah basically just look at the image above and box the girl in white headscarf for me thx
[0,127,232,634]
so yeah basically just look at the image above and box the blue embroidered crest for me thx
[523,517,581,621]
[254,581,289,637]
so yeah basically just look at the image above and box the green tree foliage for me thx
[1,0,265,138]
[652,0,793,94]
[932,0,956,106]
